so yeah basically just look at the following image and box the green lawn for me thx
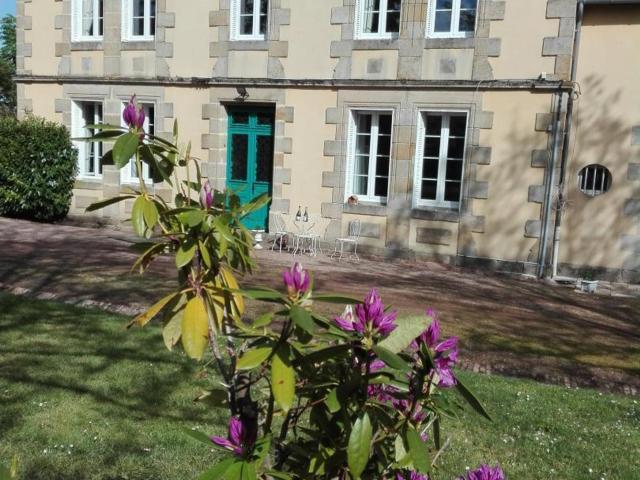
[0,293,638,480]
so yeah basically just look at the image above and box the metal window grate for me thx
[578,164,612,197]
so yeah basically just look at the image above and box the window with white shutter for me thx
[72,101,104,179]
[355,0,401,39]
[121,103,156,185]
[71,0,104,42]
[230,0,269,41]
[345,110,393,203]
[122,0,156,42]
[426,0,477,38]
[413,111,468,209]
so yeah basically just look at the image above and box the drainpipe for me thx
[551,0,640,278]
[550,0,585,278]
[538,91,565,278]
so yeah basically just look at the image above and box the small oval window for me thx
[578,164,612,197]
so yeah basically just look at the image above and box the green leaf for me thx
[176,241,197,269]
[183,427,214,446]
[199,240,212,268]
[372,345,410,372]
[85,195,135,213]
[178,209,206,227]
[127,292,178,328]
[264,472,293,480]
[163,306,184,351]
[347,412,373,479]
[406,426,430,474]
[271,344,295,413]
[433,417,441,450]
[379,315,432,354]
[240,288,284,301]
[131,196,147,238]
[237,346,273,370]
[325,388,342,413]
[142,198,159,231]
[181,296,210,361]
[290,305,315,334]
[312,294,362,304]
[456,376,492,421]
[395,434,411,465]
[252,312,274,328]
[197,458,235,480]
[113,132,140,168]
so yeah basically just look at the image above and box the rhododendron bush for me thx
[84,96,505,480]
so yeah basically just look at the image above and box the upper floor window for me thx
[346,110,393,203]
[72,101,104,179]
[427,0,477,38]
[71,0,104,41]
[122,0,156,42]
[355,0,401,39]
[230,0,269,41]
[121,103,156,185]
[413,112,468,209]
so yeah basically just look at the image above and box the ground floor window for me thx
[414,111,468,209]
[346,110,393,203]
[121,103,155,185]
[72,101,103,179]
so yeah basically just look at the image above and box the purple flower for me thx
[335,289,397,338]
[411,310,441,350]
[283,263,310,298]
[458,465,505,480]
[210,416,256,457]
[200,180,213,209]
[122,95,146,130]
[396,471,430,480]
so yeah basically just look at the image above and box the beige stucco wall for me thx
[228,51,269,78]
[489,1,558,80]
[69,51,105,77]
[24,83,63,123]
[559,6,640,271]
[168,0,213,78]
[280,0,340,79]
[164,87,211,166]
[281,88,336,215]
[351,50,399,80]
[422,49,474,81]
[410,220,459,256]
[473,91,550,263]
[25,0,60,76]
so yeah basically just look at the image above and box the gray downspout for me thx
[550,0,585,278]
[538,91,565,278]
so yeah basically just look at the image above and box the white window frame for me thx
[413,110,469,209]
[345,109,394,204]
[122,0,156,42]
[230,0,269,41]
[72,0,104,42]
[72,100,104,180]
[426,0,478,39]
[355,0,402,40]
[121,102,156,185]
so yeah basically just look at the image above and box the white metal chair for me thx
[308,215,331,255]
[271,213,290,253]
[292,217,316,257]
[331,219,362,262]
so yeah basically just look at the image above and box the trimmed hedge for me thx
[0,116,77,221]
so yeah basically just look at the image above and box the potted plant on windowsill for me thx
[579,272,599,293]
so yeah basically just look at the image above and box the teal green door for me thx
[226,107,274,231]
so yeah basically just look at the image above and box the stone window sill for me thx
[423,37,476,49]
[228,40,270,51]
[121,41,156,51]
[411,208,460,223]
[344,202,387,217]
[352,39,399,51]
[71,41,103,51]
[74,179,103,190]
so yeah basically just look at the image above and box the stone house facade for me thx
[14,0,640,282]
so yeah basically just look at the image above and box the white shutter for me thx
[413,113,425,207]
[229,0,239,40]
[353,0,362,39]
[426,0,436,38]
[345,110,357,200]
[71,0,80,41]
[121,0,130,41]
[71,102,84,177]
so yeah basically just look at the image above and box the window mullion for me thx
[437,115,450,203]
[369,114,380,199]
[253,0,260,37]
